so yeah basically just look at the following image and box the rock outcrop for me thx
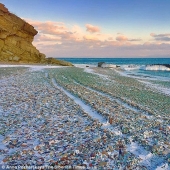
[98,62,118,68]
[0,3,72,66]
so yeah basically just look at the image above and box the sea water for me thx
[58,58,170,80]
[57,58,170,65]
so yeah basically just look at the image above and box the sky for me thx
[1,0,170,58]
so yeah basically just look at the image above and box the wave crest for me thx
[144,65,170,71]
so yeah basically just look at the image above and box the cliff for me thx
[0,3,72,66]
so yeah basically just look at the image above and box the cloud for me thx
[25,19,68,35]
[116,35,142,42]
[150,33,170,37]
[26,19,128,43]
[24,18,170,57]
[26,19,84,43]
[35,34,62,42]
[86,24,100,33]
[116,35,128,41]
[150,33,170,41]
[128,38,142,42]
[39,42,170,57]
[83,35,99,41]
[108,37,114,40]
[157,37,170,41]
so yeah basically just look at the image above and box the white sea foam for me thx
[84,67,110,80]
[0,64,67,70]
[74,64,96,68]
[139,80,170,96]
[121,64,141,71]
[115,66,170,82]
[121,64,170,71]
[144,65,170,71]
[74,64,109,78]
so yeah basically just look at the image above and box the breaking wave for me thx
[122,64,170,71]
[143,64,170,71]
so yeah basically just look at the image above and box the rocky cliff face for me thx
[0,3,72,66]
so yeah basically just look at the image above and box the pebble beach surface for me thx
[0,65,169,170]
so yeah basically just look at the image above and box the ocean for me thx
[58,58,170,65]
[58,58,170,80]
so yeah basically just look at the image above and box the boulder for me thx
[98,62,105,67]
[13,56,20,61]
[98,62,118,68]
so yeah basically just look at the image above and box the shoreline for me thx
[0,64,71,70]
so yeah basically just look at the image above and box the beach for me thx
[0,65,169,169]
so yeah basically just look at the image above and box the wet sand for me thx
[0,65,169,169]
